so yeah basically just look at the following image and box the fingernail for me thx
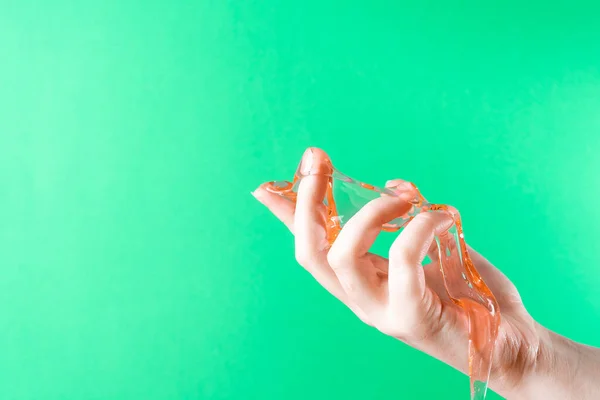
[299,148,314,175]
[251,183,267,203]
[251,186,264,200]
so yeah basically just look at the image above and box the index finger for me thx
[294,148,332,265]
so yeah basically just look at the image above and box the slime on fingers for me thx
[264,148,500,400]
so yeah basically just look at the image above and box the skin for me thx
[252,153,600,399]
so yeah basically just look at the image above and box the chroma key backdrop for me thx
[1,1,600,399]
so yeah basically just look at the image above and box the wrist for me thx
[506,324,600,399]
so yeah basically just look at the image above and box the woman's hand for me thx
[252,150,600,399]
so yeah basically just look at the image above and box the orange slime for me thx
[266,148,500,399]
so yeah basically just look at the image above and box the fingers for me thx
[253,174,355,306]
[294,149,331,267]
[253,149,363,310]
[294,174,329,263]
[291,149,358,304]
[331,197,412,258]
[252,184,295,232]
[388,211,454,310]
[328,196,412,313]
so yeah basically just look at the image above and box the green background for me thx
[2,1,600,399]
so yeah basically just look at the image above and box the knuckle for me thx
[326,247,348,270]
[363,196,397,219]
[376,315,408,338]
[388,246,412,266]
[361,199,381,216]
[381,294,446,343]
[412,212,438,230]
[388,242,416,268]
[294,248,316,268]
[350,305,373,327]
[377,307,415,339]
[352,197,386,224]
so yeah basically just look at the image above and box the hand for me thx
[252,152,600,399]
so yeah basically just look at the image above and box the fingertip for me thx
[303,146,329,161]
[298,147,333,176]
[385,179,407,188]
[384,179,423,203]
[251,184,269,202]
[252,183,296,231]
[429,210,455,233]
[408,211,455,240]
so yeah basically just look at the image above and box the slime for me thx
[265,148,500,400]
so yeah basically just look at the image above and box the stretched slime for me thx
[265,148,500,400]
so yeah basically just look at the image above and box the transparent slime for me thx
[265,148,500,400]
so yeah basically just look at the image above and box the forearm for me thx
[507,325,600,400]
